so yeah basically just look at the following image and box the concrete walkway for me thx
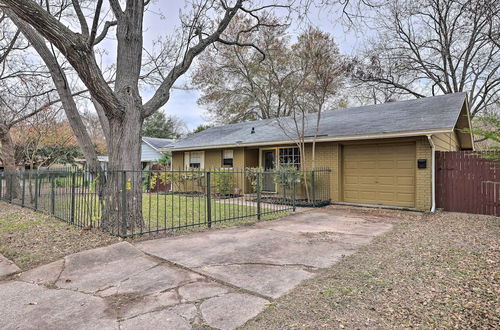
[0,207,393,330]
[0,253,20,277]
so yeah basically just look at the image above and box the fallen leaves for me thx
[243,206,500,329]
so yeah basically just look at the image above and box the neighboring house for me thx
[163,93,474,212]
[87,137,174,170]
[140,137,174,168]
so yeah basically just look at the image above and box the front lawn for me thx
[0,201,120,270]
[0,196,290,269]
[40,193,290,233]
[244,207,499,329]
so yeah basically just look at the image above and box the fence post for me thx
[206,171,212,228]
[50,173,56,215]
[70,171,76,223]
[292,172,296,212]
[311,170,316,207]
[256,171,261,220]
[0,172,3,201]
[34,172,39,210]
[121,171,128,237]
[21,172,25,207]
[8,172,13,203]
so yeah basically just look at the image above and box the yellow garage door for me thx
[343,143,416,207]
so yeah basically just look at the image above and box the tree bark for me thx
[101,102,143,234]
[0,127,21,200]
[2,0,256,233]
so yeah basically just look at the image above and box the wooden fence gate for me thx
[436,151,499,216]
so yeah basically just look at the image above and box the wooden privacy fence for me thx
[436,151,499,216]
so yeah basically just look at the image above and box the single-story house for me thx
[81,137,174,170]
[163,93,474,211]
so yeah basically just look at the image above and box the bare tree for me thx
[192,14,293,123]
[276,28,345,200]
[348,0,499,117]
[0,14,57,200]
[0,0,295,232]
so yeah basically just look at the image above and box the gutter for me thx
[427,135,436,212]
[161,128,453,152]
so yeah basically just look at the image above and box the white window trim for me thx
[184,151,205,169]
[222,149,234,168]
[278,147,301,168]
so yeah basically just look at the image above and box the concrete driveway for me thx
[0,207,393,330]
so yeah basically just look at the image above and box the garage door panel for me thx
[343,143,415,207]
[359,161,377,169]
[378,192,397,202]
[359,176,377,184]
[377,176,395,185]
[344,176,359,184]
[397,193,415,203]
[397,160,413,169]
[397,176,414,185]
[378,160,396,169]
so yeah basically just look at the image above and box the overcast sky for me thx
[136,1,366,130]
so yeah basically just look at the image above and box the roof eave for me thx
[160,128,453,152]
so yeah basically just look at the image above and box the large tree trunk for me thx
[100,101,144,235]
[0,128,21,200]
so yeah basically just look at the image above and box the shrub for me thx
[213,169,235,195]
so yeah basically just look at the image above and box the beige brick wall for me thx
[300,142,340,202]
[172,151,184,170]
[204,150,221,169]
[415,136,432,211]
[172,137,433,211]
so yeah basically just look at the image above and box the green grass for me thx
[29,192,290,234]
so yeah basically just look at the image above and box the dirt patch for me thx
[0,201,120,270]
[243,206,500,329]
[104,292,144,319]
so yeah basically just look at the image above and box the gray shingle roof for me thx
[142,137,174,150]
[169,93,467,150]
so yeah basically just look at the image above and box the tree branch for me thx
[71,0,89,36]
[1,0,123,118]
[93,20,117,45]
[88,0,104,46]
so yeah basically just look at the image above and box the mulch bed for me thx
[244,206,500,329]
[259,196,330,207]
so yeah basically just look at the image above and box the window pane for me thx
[190,152,202,162]
[279,148,300,168]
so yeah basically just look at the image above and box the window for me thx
[184,151,204,169]
[279,148,300,168]
[222,150,233,168]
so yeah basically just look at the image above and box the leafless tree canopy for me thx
[346,0,499,117]
[0,13,59,199]
[0,0,297,231]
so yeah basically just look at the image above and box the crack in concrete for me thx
[194,261,319,272]
[139,251,272,301]
[264,225,382,239]
[53,258,66,285]
[94,261,162,296]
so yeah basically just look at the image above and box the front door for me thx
[263,150,275,192]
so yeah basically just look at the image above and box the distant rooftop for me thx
[167,93,468,150]
[142,137,174,150]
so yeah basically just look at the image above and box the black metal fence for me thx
[0,168,330,237]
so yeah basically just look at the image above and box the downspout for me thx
[426,135,436,212]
